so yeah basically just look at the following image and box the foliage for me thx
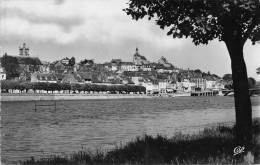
[225,84,233,90]
[69,57,75,66]
[17,57,42,65]
[0,80,11,92]
[124,0,260,45]
[194,69,202,74]
[20,82,32,92]
[1,54,20,79]
[257,67,260,74]
[60,83,70,91]
[0,81,146,94]
[248,77,256,88]
[177,73,182,82]
[212,74,220,78]
[223,74,233,81]
[49,83,61,93]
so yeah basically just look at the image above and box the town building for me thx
[31,73,58,83]
[120,62,138,72]
[0,66,6,80]
[158,56,172,68]
[190,76,206,90]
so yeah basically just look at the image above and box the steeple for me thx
[136,47,139,53]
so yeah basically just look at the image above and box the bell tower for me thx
[19,43,29,57]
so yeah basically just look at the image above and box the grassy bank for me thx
[19,120,259,165]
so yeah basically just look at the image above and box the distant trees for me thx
[194,69,202,74]
[177,73,182,82]
[248,77,256,88]
[69,57,76,66]
[224,84,233,90]
[1,54,20,79]
[222,74,233,81]
[256,67,260,74]
[0,80,146,94]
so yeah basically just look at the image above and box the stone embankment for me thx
[0,93,153,102]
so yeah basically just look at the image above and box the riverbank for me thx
[18,119,260,165]
[0,92,195,102]
[0,93,154,102]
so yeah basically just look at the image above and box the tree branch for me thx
[242,18,257,44]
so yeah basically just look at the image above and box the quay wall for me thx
[0,93,153,102]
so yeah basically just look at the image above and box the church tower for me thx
[19,43,30,57]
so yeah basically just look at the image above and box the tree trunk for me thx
[225,40,252,150]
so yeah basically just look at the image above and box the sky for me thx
[0,0,259,79]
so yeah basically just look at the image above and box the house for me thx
[0,66,6,80]
[77,72,93,83]
[39,61,50,73]
[158,56,172,68]
[62,72,84,84]
[182,79,195,92]
[204,76,217,90]
[190,76,206,90]
[55,73,66,82]
[31,73,58,83]
[166,82,176,93]
[54,61,67,71]
[143,64,151,71]
[120,62,138,72]
[61,57,70,65]
[158,81,167,93]
[151,63,165,73]
[111,63,118,71]
[78,63,94,72]
[103,62,112,71]
[131,76,143,85]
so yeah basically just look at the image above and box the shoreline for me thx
[0,93,154,102]
[0,92,195,102]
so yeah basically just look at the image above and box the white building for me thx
[159,81,167,93]
[182,79,195,92]
[121,62,138,72]
[31,73,57,83]
[0,67,6,80]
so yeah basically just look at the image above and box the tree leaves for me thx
[124,0,260,45]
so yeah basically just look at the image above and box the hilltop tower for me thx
[19,43,29,57]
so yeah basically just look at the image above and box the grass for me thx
[19,120,259,165]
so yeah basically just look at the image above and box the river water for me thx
[1,96,260,164]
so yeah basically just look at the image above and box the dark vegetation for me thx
[19,120,260,165]
[0,80,146,94]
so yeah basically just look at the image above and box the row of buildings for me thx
[1,43,227,93]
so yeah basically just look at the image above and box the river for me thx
[1,96,260,164]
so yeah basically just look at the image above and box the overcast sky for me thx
[0,0,259,79]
